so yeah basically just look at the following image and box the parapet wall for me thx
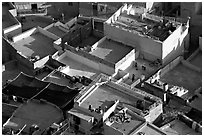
[104,23,162,62]
[12,27,37,42]
[64,48,115,75]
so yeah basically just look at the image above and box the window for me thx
[68,2,73,6]
[31,4,37,10]
[93,4,97,10]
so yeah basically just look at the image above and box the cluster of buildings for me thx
[2,2,202,135]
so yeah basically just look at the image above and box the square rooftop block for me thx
[89,38,134,63]
[12,32,56,59]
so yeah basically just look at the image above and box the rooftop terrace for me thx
[106,107,146,135]
[3,100,63,134]
[80,84,152,111]
[58,55,100,80]
[122,58,158,86]
[89,38,133,63]
[12,32,56,59]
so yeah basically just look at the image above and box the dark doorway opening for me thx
[31,4,37,11]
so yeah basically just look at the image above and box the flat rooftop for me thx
[123,58,158,85]
[74,35,100,48]
[112,11,180,41]
[161,119,201,135]
[3,100,63,134]
[160,63,202,97]
[47,26,67,38]
[12,32,56,59]
[19,15,53,32]
[2,3,18,29]
[58,55,100,80]
[189,50,202,69]
[89,38,133,63]
[80,84,152,110]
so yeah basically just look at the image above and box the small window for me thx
[93,4,97,10]
[68,2,73,6]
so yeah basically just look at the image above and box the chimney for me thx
[89,105,92,111]
[163,83,168,92]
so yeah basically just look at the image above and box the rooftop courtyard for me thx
[12,32,56,59]
[89,38,133,63]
